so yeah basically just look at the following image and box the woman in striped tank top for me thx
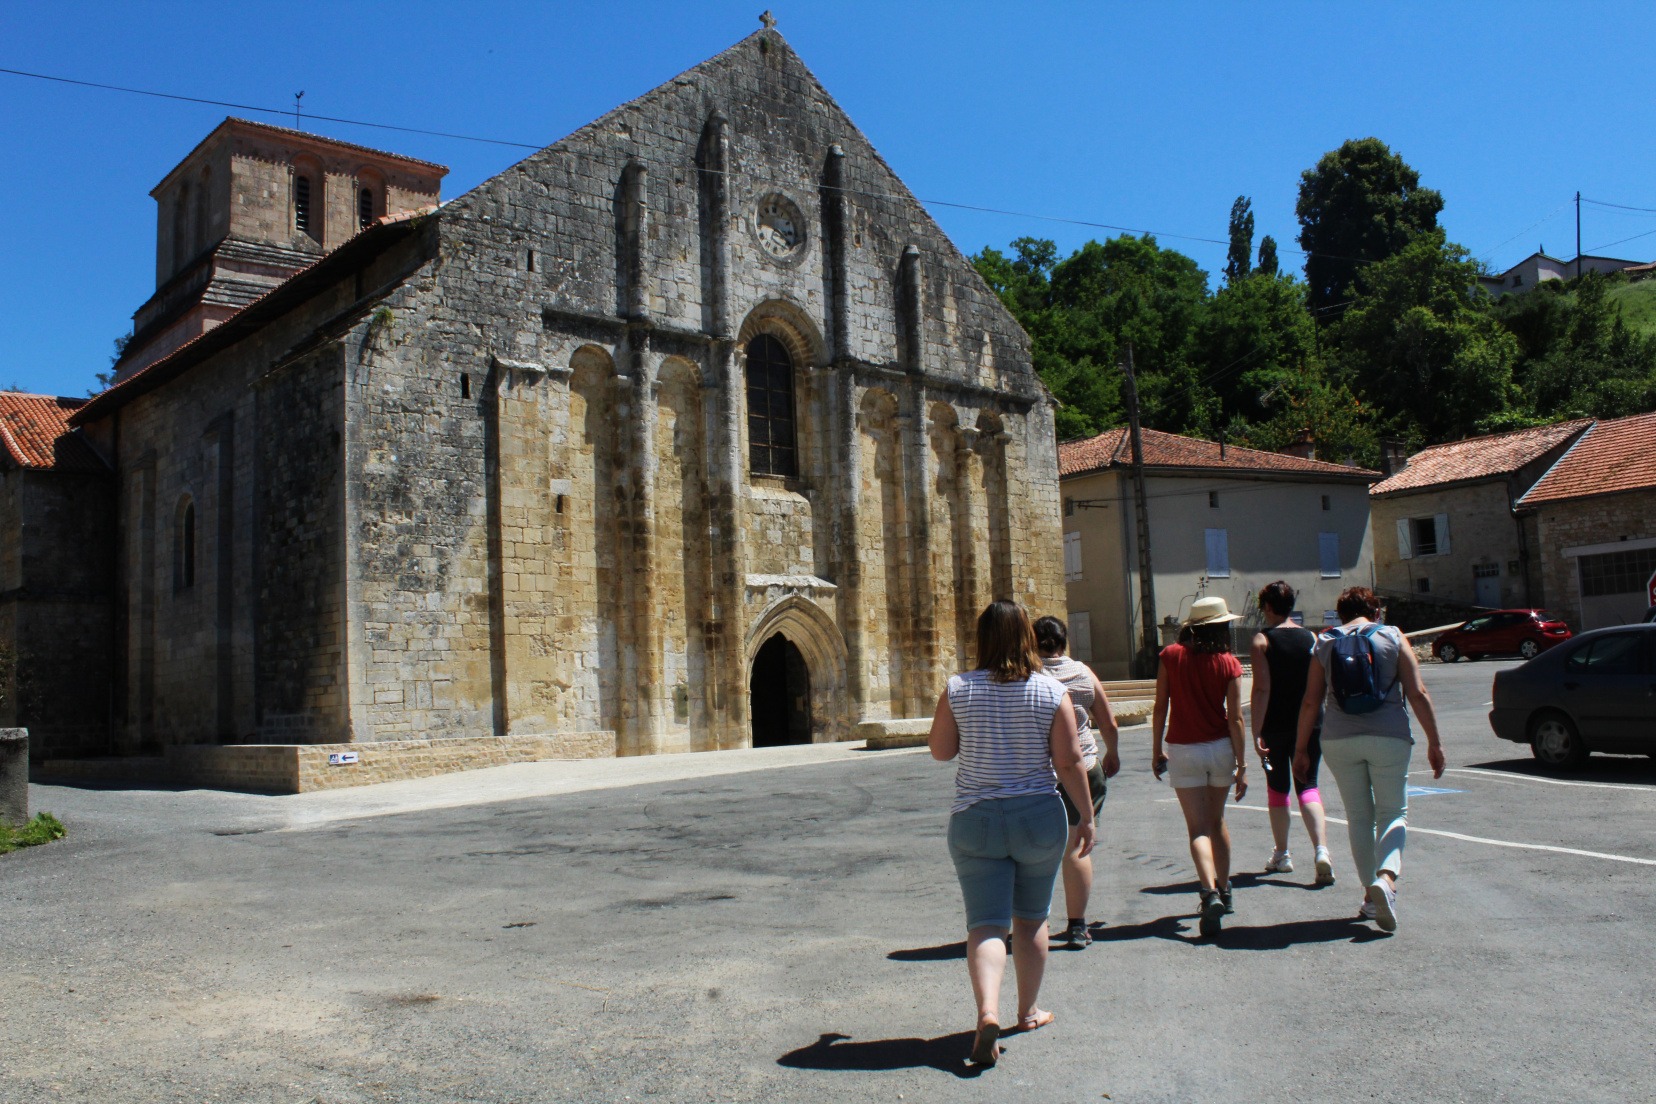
[929,600,1095,1068]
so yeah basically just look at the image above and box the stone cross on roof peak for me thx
[759,10,776,29]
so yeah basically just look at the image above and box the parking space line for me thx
[1215,802,1656,867]
[1440,767,1656,793]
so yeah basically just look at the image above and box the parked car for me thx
[1489,624,1656,769]
[1434,609,1572,663]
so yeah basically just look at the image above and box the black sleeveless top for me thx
[1262,623,1318,735]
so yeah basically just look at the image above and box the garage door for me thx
[1577,545,1656,629]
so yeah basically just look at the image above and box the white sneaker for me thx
[1358,898,1376,920]
[1366,879,1398,932]
[1314,847,1336,886]
[1264,850,1294,874]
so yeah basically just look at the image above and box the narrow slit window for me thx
[175,497,196,591]
[745,334,797,477]
[358,186,374,229]
[295,176,312,234]
[526,248,536,272]
[460,373,471,399]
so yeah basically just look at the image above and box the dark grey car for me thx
[1489,624,1656,769]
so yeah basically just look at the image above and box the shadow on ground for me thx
[1140,872,1333,896]
[887,942,966,962]
[1466,755,1656,785]
[778,1031,983,1078]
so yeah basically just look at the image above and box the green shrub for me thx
[0,812,66,854]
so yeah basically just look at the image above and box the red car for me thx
[1434,609,1572,663]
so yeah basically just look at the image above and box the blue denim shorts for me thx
[947,792,1068,932]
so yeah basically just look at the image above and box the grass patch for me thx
[0,812,66,854]
[1606,280,1656,335]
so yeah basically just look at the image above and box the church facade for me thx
[47,27,1062,771]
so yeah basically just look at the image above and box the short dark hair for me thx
[1188,621,1232,654]
[1258,580,1296,617]
[1033,615,1067,656]
[1336,586,1381,623]
[975,600,1044,683]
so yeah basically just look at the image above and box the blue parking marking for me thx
[1407,786,1465,797]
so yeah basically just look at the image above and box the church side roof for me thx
[0,393,108,473]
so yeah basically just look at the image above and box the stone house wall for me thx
[1531,490,1656,629]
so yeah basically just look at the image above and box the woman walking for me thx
[929,600,1095,1068]
[1033,615,1120,949]
[1296,587,1445,932]
[1248,581,1335,884]
[1151,596,1248,937]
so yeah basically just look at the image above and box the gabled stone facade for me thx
[66,27,1063,770]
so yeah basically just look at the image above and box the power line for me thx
[1581,196,1656,215]
[1583,225,1656,254]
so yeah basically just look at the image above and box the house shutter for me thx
[1205,528,1230,578]
[1070,611,1093,663]
[1063,531,1083,581]
[1396,518,1413,560]
[1319,532,1341,578]
[1435,513,1451,556]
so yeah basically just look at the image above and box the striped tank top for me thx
[946,669,1067,814]
[1042,655,1099,767]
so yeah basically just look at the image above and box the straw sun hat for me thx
[1183,596,1241,626]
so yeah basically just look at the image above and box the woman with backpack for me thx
[1151,596,1248,938]
[1296,587,1446,932]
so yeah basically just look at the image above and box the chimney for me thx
[1281,429,1316,461]
[1380,437,1409,477]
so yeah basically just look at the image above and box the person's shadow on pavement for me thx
[778,1031,985,1078]
[886,942,966,961]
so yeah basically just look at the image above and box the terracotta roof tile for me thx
[1059,427,1378,481]
[0,393,107,473]
[1369,419,1592,496]
[1518,411,1656,506]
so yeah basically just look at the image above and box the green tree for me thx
[1330,230,1519,441]
[1493,273,1656,420]
[1234,369,1380,469]
[1224,196,1254,287]
[1187,272,1317,425]
[1256,235,1279,277]
[1296,137,1444,318]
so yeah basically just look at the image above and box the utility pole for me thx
[1122,343,1158,678]
[1576,191,1582,278]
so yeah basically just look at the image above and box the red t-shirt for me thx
[1160,643,1243,745]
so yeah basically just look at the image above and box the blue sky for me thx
[6,1,1656,396]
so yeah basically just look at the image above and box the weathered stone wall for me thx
[1532,490,1656,629]
[1372,481,1526,606]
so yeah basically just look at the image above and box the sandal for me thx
[969,1020,1000,1067]
[1013,1009,1055,1033]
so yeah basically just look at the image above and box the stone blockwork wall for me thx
[1372,481,1528,607]
[1532,491,1656,629]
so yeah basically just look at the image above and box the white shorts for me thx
[1168,738,1236,789]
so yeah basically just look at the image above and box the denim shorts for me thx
[947,792,1068,932]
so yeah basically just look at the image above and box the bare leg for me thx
[966,926,1008,1028]
[1060,826,1092,922]
[1207,786,1232,889]
[1268,804,1290,853]
[1299,798,1329,851]
[1010,916,1049,1024]
[1174,786,1220,891]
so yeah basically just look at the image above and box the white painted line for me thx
[1218,802,1656,867]
[1442,767,1656,793]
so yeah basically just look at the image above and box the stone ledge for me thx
[37,731,617,795]
[857,717,932,750]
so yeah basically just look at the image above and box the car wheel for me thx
[1438,643,1460,663]
[1530,711,1587,770]
[1519,639,1540,660]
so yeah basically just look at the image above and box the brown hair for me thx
[1258,580,1296,617]
[975,600,1045,682]
[1033,615,1067,656]
[1187,621,1233,654]
[1336,586,1381,623]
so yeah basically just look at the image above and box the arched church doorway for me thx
[750,633,811,747]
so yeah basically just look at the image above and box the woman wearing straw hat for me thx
[1151,595,1248,937]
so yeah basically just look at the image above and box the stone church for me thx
[14,25,1063,785]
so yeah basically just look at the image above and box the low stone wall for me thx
[37,731,617,794]
[1,728,28,826]
[857,718,932,750]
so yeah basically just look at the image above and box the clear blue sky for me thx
[6,1,1656,397]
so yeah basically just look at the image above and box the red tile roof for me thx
[1518,411,1656,506]
[1369,419,1592,496]
[1059,426,1378,481]
[0,393,107,473]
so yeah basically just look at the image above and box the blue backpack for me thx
[1326,624,1396,715]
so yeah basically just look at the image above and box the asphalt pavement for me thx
[4,658,1654,1104]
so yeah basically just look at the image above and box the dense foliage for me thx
[972,138,1656,459]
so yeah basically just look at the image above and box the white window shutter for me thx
[1063,532,1083,581]
[1396,518,1413,560]
[1435,513,1451,556]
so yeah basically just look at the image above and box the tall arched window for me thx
[294,175,313,235]
[745,334,796,477]
[175,496,196,592]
